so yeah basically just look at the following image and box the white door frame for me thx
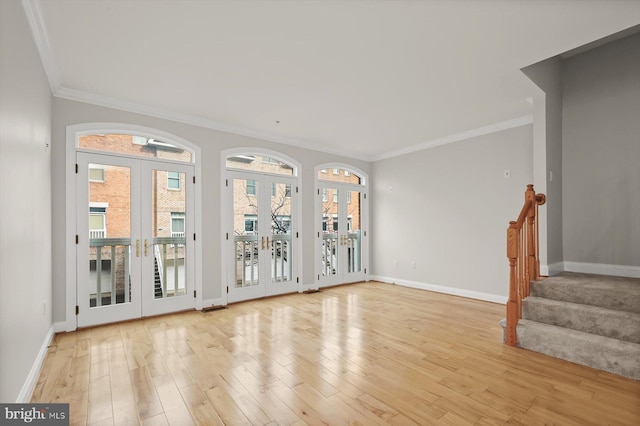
[65,123,202,331]
[221,148,302,304]
[315,164,369,288]
[76,153,142,327]
[140,160,196,317]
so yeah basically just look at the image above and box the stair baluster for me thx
[506,184,546,347]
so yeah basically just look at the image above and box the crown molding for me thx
[371,115,533,162]
[22,0,61,93]
[55,85,533,164]
[54,87,372,162]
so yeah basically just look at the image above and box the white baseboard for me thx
[369,275,507,304]
[16,325,55,403]
[563,262,640,278]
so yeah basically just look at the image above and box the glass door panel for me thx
[233,178,260,289]
[320,187,340,278]
[150,169,187,299]
[269,180,293,286]
[346,190,362,275]
[89,164,132,307]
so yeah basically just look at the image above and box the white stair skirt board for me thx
[17,325,55,403]
[545,262,565,277]
[370,275,507,304]
[563,262,640,279]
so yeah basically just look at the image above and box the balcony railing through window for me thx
[321,231,361,276]
[89,236,186,305]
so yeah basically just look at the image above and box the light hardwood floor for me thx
[32,282,640,425]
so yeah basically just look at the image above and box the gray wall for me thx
[371,125,533,299]
[521,57,564,269]
[0,1,53,402]
[51,98,370,323]
[562,33,640,267]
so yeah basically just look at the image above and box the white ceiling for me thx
[30,0,640,161]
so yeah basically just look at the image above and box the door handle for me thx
[136,239,140,257]
[144,239,148,256]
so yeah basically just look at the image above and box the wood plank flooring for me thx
[32,282,640,425]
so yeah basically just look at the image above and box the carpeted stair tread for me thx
[531,272,640,314]
[516,319,640,381]
[522,296,640,344]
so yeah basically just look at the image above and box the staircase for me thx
[507,272,640,381]
[153,257,163,298]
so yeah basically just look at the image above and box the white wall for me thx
[51,98,371,323]
[371,125,533,301]
[0,0,53,402]
[562,32,640,270]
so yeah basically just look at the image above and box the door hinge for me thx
[193,233,196,241]
[296,277,299,283]
[75,305,79,315]
[226,286,229,294]
[193,176,196,184]
[75,164,78,174]
[226,232,229,240]
[296,232,299,238]
[317,232,320,238]
[193,290,196,298]
[317,274,320,281]
[296,186,299,193]
[364,268,367,274]
[364,193,367,199]
[364,231,367,237]
[317,189,320,195]
[225,179,229,187]
[75,235,79,244]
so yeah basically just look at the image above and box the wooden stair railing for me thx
[506,184,546,347]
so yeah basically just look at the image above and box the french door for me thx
[76,152,195,327]
[317,183,366,286]
[226,171,298,303]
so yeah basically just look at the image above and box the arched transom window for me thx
[317,167,364,185]
[78,133,193,163]
[226,154,296,176]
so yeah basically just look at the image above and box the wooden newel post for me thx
[506,221,519,347]
[505,184,546,348]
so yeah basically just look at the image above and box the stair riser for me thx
[531,273,640,314]
[517,320,640,381]
[522,298,640,344]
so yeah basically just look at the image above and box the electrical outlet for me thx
[410,261,416,270]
